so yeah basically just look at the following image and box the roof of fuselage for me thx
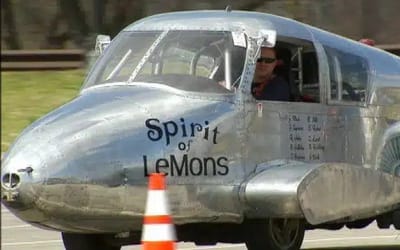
[124,10,314,41]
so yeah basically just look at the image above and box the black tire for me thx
[393,210,400,230]
[376,214,392,229]
[346,218,373,229]
[245,218,305,250]
[62,232,121,250]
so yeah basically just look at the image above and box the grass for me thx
[1,70,86,153]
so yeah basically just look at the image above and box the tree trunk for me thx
[59,0,90,48]
[93,0,107,34]
[2,0,21,49]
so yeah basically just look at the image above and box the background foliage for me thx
[2,0,400,50]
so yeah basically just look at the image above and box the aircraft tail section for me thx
[240,161,400,225]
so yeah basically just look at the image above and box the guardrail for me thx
[1,45,399,71]
[1,49,86,71]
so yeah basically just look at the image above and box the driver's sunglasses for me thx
[257,57,276,64]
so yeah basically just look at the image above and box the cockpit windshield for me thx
[83,30,247,93]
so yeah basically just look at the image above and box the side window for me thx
[324,46,368,102]
[291,49,320,103]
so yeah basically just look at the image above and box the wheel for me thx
[376,213,392,229]
[393,210,400,230]
[346,218,373,229]
[379,136,400,176]
[62,232,121,250]
[245,218,305,250]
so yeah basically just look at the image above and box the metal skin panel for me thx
[240,98,400,223]
[1,10,400,234]
[298,163,400,225]
[241,162,400,225]
[2,85,244,232]
[240,161,319,218]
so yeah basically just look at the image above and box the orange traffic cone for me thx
[141,173,176,250]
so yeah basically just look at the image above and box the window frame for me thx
[323,45,370,106]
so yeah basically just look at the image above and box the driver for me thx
[252,47,290,101]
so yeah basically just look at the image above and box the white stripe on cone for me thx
[144,190,171,215]
[141,224,176,241]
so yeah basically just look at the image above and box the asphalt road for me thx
[2,204,399,250]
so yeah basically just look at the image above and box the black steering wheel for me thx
[342,82,360,101]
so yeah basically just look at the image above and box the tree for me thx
[44,0,90,49]
[2,0,21,49]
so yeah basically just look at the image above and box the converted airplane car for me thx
[2,9,400,250]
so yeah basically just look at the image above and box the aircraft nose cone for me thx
[1,141,47,213]
[1,167,34,210]
[1,172,21,201]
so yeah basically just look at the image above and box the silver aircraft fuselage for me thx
[2,10,400,234]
